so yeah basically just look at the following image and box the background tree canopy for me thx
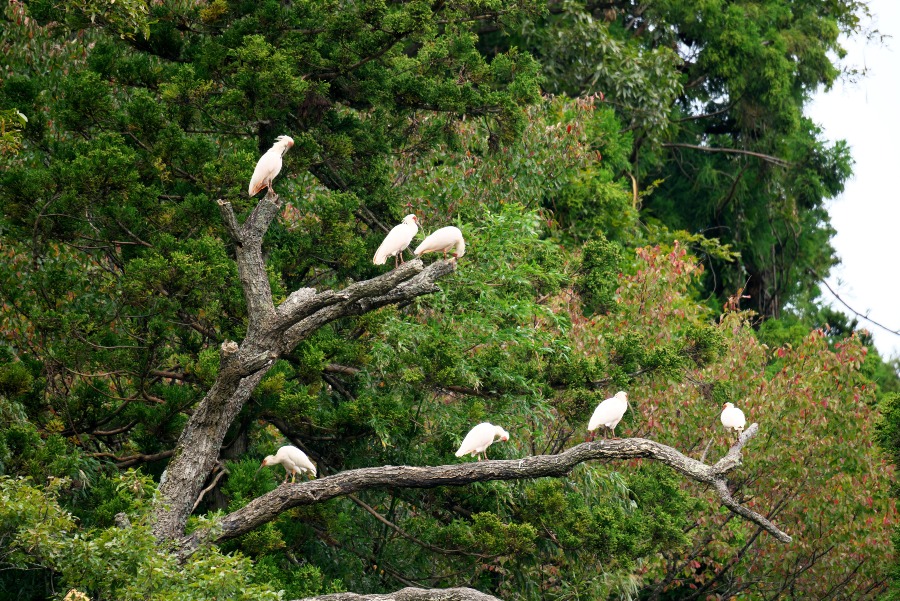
[1,0,898,600]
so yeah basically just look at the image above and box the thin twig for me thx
[661,143,791,168]
[192,464,229,512]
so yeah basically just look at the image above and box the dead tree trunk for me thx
[151,192,455,540]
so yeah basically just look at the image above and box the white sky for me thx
[807,0,900,359]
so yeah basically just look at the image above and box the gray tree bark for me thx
[151,192,456,540]
[294,588,501,601]
[177,423,790,557]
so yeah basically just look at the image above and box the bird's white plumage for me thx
[414,226,465,259]
[248,135,294,196]
[455,422,510,460]
[373,215,419,265]
[259,445,316,483]
[720,402,746,434]
[588,391,629,433]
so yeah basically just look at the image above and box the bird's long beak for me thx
[255,464,264,475]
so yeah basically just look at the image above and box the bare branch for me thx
[192,464,229,512]
[216,200,241,243]
[92,422,137,436]
[810,269,900,337]
[90,449,175,468]
[282,260,455,348]
[217,195,280,329]
[347,494,487,558]
[276,260,430,328]
[660,143,792,168]
[178,423,789,556]
[324,363,361,376]
[294,588,502,601]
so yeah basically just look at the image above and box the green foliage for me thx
[0,475,282,600]
[0,0,895,599]
[576,234,623,315]
[0,108,28,156]
[877,394,900,468]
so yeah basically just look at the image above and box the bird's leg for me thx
[283,471,290,484]
[394,254,399,269]
[586,430,595,442]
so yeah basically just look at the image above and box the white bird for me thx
[257,445,316,483]
[587,391,629,439]
[414,226,465,260]
[720,402,746,439]
[373,214,420,267]
[248,135,294,196]
[455,422,510,461]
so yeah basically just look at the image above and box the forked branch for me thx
[178,423,790,557]
[152,192,457,541]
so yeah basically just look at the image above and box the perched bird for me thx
[587,391,629,440]
[248,135,294,196]
[455,422,510,461]
[414,226,465,260]
[720,402,746,440]
[373,214,420,268]
[257,445,316,483]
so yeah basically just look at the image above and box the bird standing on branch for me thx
[455,422,510,461]
[414,226,466,260]
[248,135,294,196]
[587,391,629,440]
[257,445,317,483]
[720,402,746,440]
[373,214,420,268]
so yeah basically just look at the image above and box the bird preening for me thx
[248,135,294,197]
[257,445,317,484]
[587,391,629,440]
[373,218,467,269]
[373,214,420,267]
[415,226,466,260]
[456,422,510,461]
